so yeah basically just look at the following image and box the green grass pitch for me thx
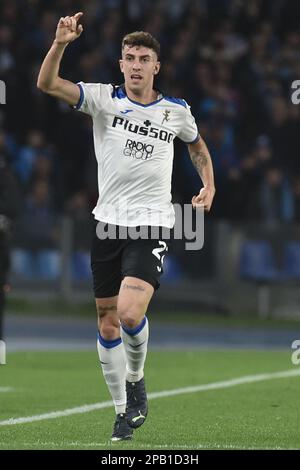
[0,350,299,450]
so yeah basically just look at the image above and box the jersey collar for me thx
[119,84,164,107]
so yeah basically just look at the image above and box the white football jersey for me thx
[75,83,200,228]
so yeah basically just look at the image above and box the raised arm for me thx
[37,12,84,106]
[188,137,215,212]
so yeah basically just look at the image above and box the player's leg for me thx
[91,225,132,440]
[118,276,153,380]
[96,295,126,414]
[118,276,154,429]
[119,235,170,428]
[96,296,133,441]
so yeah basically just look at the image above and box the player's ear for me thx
[154,61,160,75]
[119,59,124,74]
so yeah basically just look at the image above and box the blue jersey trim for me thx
[126,96,164,107]
[121,316,147,336]
[112,85,164,107]
[75,83,84,110]
[98,332,122,349]
[163,96,187,108]
[184,133,201,145]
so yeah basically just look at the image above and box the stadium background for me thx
[1,0,300,451]
[1,0,300,318]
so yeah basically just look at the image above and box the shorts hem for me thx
[122,272,160,290]
[94,290,120,299]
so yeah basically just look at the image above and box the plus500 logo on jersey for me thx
[112,116,174,143]
[124,139,154,160]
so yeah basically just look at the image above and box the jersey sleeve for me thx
[74,82,110,117]
[177,102,200,144]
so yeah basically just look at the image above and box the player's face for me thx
[120,45,160,93]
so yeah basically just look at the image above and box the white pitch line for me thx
[0,400,113,426]
[0,368,300,426]
[0,387,14,393]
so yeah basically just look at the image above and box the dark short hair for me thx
[122,31,160,59]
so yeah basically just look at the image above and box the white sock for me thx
[121,316,149,383]
[97,333,126,415]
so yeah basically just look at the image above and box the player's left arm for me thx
[188,137,216,212]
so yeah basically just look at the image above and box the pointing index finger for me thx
[74,12,83,20]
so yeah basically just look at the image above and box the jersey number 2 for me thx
[152,241,168,273]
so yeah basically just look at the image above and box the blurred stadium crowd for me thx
[0,0,300,280]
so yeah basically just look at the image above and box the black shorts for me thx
[91,222,172,298]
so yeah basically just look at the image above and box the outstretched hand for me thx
[55,12,84,45]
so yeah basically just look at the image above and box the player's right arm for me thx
[37,12,84,106]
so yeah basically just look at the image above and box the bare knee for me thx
[118,307,143,330]
[99,323,120,340]
[96,302,120,340]
[118,277,153,329]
